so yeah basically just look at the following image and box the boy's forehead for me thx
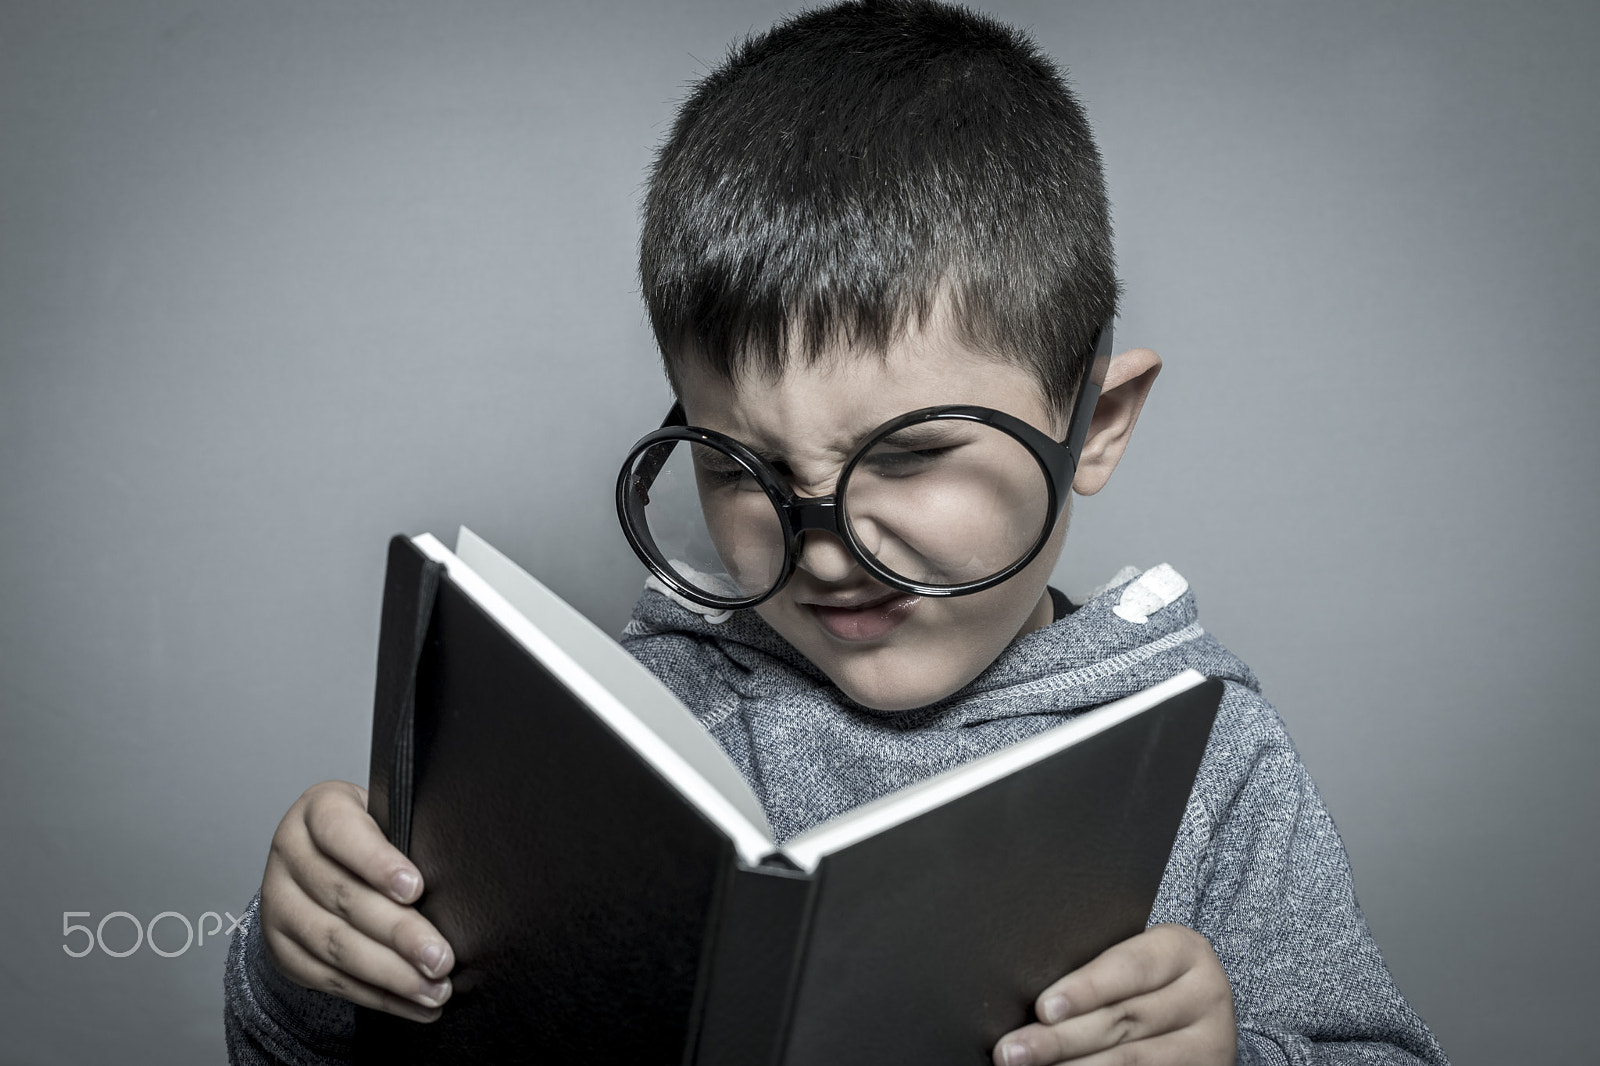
[676,322,1052,453]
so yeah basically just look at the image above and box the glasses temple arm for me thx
[1060,320,1114,469]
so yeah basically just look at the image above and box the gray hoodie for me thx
[224,565,1449,1066]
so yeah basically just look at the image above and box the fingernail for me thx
[390,869,419,900]
[419,941,446,976]
[414,978,450,1007]
[1039,993,1070,1024]
[1000,1042,1032,1066]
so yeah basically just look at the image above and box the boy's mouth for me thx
[804,591,921,642]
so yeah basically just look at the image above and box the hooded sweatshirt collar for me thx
[623,564,1259,840]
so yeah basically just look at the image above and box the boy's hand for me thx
[992,924,1235,1066]
[258,780,455,1023]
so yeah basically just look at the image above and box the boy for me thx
[225,3,1450,1064]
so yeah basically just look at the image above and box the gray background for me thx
[2,1,1595,1062]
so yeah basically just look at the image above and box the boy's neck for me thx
[1016,589,1055,640]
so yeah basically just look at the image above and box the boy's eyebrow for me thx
[875,422,970,447]
[741,442,784,462]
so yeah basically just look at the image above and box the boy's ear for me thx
[1072,347,1162,496]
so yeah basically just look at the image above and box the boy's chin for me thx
[823,655,980,715]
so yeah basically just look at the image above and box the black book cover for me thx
[354,532,1221,1065]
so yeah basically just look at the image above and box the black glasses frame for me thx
[616,321,1114,609]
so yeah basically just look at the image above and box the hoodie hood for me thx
[622,564,1259,841]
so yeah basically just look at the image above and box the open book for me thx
[353,528,1222,1066]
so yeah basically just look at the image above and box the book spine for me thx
[366,535,443,851]
[689,859,817,1066]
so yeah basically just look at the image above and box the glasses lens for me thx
[623,437,787,604]
[842,418,1051,588]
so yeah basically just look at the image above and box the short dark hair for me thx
[640,0,1118,417]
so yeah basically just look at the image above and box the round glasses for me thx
[616,324,1112,611]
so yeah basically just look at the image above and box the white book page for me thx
[408,528,775,866]
[779,669,1208,873]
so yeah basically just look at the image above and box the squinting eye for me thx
[860,445,956,477]
[694,455,764,490]
[697,463,746,484]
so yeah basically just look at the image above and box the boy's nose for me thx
[794,529,859,583]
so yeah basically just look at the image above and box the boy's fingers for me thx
[994,968,1209,1066]
[270,822,454,979]
[996,1025,1223,1066]
[264,869,454,1009]
[299,782,423,903]
[994,927,1235,1066]
[1033,925,1194,1023]
[264,923,445,1024]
